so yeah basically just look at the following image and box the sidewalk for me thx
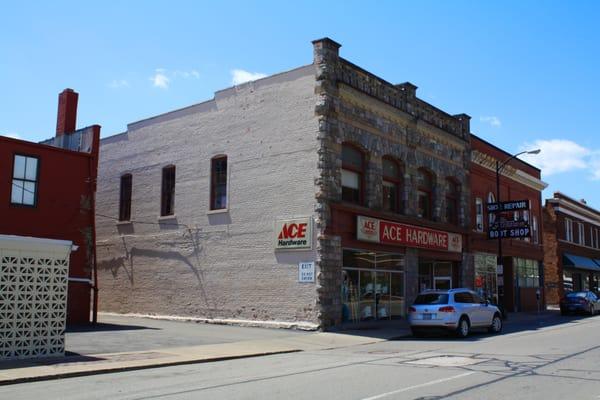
[0,310,571,385]
[0,314,410,385]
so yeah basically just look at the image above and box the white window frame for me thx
[565,218,573,242]
[533,216,539,244]
[578,222,585,245]
[475,197,483,232]
[11,154,39,206]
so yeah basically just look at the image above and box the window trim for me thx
[382,156,402,213]
[577,222,585,245]
[119,173,132,222]
[565,218,573,242]
[341,143,365,205]
[10,153,40,208]
[210,155,228,211]
[160,165,176,217]
[475,197,484,232]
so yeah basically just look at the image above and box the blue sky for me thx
[2,1,599,208]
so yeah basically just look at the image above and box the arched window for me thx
[417,168,434,219]
[382,157,402,213]
[119,174,132,221]
[210,156,228,210]
[341,144,364,204]
[161,165,176,216]
[445,178,460,225]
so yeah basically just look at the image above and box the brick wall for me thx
[96,66,322,328]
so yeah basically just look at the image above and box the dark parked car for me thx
[560,291,600,315]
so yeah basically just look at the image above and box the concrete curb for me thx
[0,349,301,386]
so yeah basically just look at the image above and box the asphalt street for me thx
[2,314,599,400]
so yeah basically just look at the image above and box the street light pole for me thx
[495,149,540,313]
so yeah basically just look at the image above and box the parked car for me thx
[560,291,600,315]
[408,288,503,338]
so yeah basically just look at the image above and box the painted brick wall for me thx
[95,66,322,327]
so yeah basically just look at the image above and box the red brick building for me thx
[543,192,600,305]
[469,135,547,312]
[0,89,100,324]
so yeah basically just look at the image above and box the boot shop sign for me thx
[275,217,312,250]
[357,216,462,253]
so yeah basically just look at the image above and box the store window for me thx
[342,249,404,323]
[210,156,228,210]
[382,157,402,213]
[515,258,540,288]
[445,178,460,225]
[475,197,484,232]
[341,144,364,204]
[417,168,434,220]
[474,253,498,303]
[11,154,39,206]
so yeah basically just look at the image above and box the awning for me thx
[563,253,600,272]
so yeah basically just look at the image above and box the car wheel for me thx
[456,317,470,338]
[488,313,502,334]
[590,305,595,316]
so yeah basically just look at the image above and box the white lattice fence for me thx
[0,235,72,360]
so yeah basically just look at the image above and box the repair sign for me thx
[357,216,462,253]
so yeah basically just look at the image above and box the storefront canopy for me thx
[563,253,600,272]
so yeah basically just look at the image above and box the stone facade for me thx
[312,38,471,327]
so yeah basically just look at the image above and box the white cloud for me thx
[589,153,600,181]
[519,139,591,176]
[151,69,170,89]
[174,70,200,79]
[480,116,501,127]
[109,79,130,89]
[3,132,20,139]
[231,69,267,85]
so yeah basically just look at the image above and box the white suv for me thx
[408,288,503,338]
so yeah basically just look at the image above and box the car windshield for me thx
[566,292,587,298]
[414,293,449,305]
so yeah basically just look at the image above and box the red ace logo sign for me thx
[275,218,312,250]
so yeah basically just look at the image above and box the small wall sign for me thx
[298,262,315,283]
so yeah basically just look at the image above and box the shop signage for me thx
[356,216,462,253]
[486,200,530,213]
[275,217,312,250]
[488,218,531,239]
[298,261,315,283]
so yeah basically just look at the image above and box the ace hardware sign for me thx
[357,216,462,253]
[275,217,312,250]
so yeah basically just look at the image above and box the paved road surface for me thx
[3,314,599,400]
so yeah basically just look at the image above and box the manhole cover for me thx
[406,355,484,367]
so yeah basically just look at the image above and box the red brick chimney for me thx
[56,88,79,136]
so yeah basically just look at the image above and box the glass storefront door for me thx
[418,261,454,292]
[342,249,405,323]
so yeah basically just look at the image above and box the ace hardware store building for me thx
[95,38,543,330]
